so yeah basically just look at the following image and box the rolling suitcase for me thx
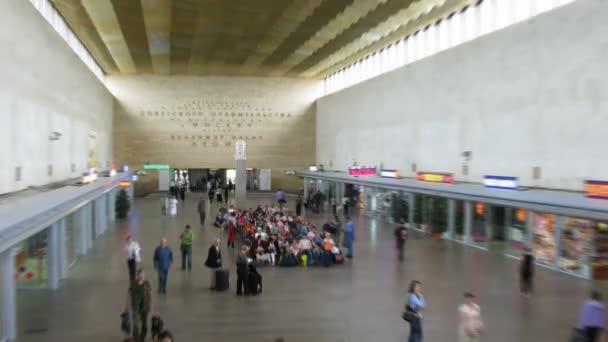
[215,269,229,291]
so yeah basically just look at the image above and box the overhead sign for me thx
[349,165,376,176]
[143,164,170,170]
[119,181,131,188]
[380,169,399,178]
[484,175,518,190]
[585,180,608,200]
[309,165,318,172]
[416,172,453,184]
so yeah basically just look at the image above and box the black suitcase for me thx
[215,269,229,291]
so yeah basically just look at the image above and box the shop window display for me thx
[471,202,487,244]
[508,208,529,256]
[15,229,48,288]
[558,218,593,277]
[533,213,557,266]
[414,195,447,235]
[592,223,608,280]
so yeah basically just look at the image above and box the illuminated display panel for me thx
[585,180,608,200]
[416,172,453,184]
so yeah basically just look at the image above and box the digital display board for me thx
[380,169,399,178]
[585,180,608,200]
[415,172,454,184]
[484,175,518,190]
[349,165,376,176]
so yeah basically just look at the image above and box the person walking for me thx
[204,239,222,290]
[179,225,194,270]
[197,197,206,229]
[125,235,142,283]
[153,239,173,294]
[575,291,606,342]
[296,195,303,217]
[277,188,286,208]
[125,269,152,342]
[395,219,408,261]
[342,196,349,216]
[344,216,356,258]
[224,186,229,204]
[227,217,237,249]
[459,292,484,342]
[236,245,250,296]
[179,185,186,202]
[406,280,425,342]
[216,187,223,204]
[520,251,534,297]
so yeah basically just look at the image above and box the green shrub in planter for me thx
[115,189,131,219]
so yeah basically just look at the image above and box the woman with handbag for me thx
[459,292,484,342]
[406,280,425,342]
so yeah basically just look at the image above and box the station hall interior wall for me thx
[108,75,322,194]
[0,0,114,195]
[316,0,608,191]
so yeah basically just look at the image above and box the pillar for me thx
[485,204,492,243]
[447,199,455,240]
[108,189,116,223]
[77,205,88,256]
[47,222,61,289]
[234,140,247,208]
[303,178,309,200]
[464,201,473,244]
[95,197,106,237]
[505,207,513,244]
[0,247,18,341]
[58,219,67,278]
[408,193,415,230]
[85,203,94,250]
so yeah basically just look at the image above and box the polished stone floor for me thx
[17,192,593,341]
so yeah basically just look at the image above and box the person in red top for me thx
[227,219,237,249]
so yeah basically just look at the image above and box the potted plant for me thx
[115,189,131,219]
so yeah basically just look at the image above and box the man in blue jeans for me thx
[153,238,173,294]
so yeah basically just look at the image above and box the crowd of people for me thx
[211,203,355,268]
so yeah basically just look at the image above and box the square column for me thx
[47,222,61,289]
[58,219,67,278]
[94,197,106,237]
[108,189,116,223]
[1,247,18,341]
[408,193,415,230]
[234,140,247,208]
[303,178,309,200]
[85,203,94,249]
[464,201,473,244]
[447,199,455,240]
[76,205,88,256]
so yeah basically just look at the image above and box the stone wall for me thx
[109,75,322,194]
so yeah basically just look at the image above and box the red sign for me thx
[349,165,376,176]
[585,180,608,200]
[416,172,454,184]
[119,181,131,188]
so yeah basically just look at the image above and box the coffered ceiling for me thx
[50,0,477,78]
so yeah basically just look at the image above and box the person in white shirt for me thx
[125,235,142,283]
[459,292,484,342]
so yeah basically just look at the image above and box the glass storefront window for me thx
[454,200,465,241]
[508,208,529,256]
[533,213,557,266]
[593,223,608,280]
[15,229,49,288]
[471,202,487,244]
[414,194,447,234]
[558,218,593,277]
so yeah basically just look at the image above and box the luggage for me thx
[248,272,262,295]
[120,311,130,334]
[151,315,164,338]
[321,251,333,267]
[334,254,345,264]
[215,269,229,291]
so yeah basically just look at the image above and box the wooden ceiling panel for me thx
[51,0,474,78]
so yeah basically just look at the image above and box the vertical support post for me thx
[77,206,88,256]
[108,189,116,223]
[485,204,493,245]
[526,210,535,250]
[47,223,60,289]
[58,218,67,278]
[505,207,513,254]
[235,140,247,208]
[408,193,415,230]
[554,215,564,270]
[85,203,93,249]
[95,197,106,237]
[447,199,455,240]
[303,178,309,199]
[464,201,472,244]
[0,247,18,341]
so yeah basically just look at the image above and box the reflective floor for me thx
[17,193,591,341]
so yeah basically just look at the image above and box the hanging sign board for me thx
[484,175,518,190]
[380,169,399,178]
[349,165,376,176]
[416,172,454,184]
[585,180,608,200]
[119,181,131,188]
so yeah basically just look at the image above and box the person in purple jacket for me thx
[576,291,606,342]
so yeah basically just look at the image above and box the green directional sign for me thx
[143,164,170,170]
